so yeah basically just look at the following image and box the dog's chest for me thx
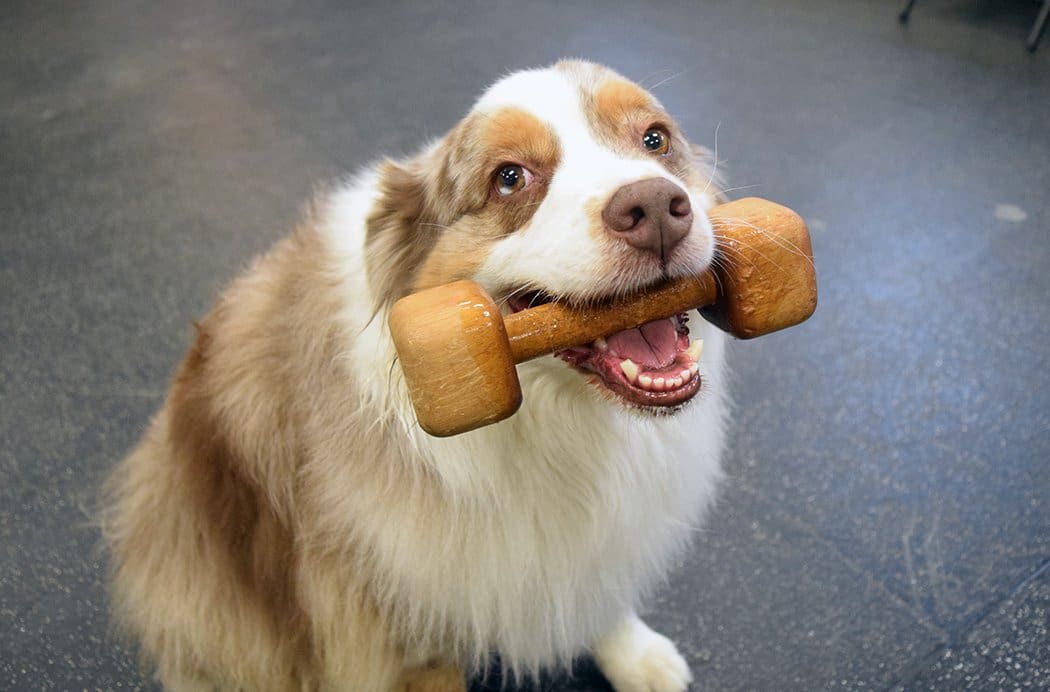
[384,376,718,668]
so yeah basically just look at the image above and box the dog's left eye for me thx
[642,128,671,156]
[494,164,532,196]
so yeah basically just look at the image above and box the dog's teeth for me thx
[680,368,691,381]
[686,339,704,362]
[594,337,608,351]
[670,376,682,389]
[653,377,666,391]
[688,363,699,377]
[639,374,653,389]
[619,359,639,384]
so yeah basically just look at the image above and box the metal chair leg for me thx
[1028,0,1050,52]
[899,0,918,24]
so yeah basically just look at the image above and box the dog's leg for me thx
[593,614,692,692]
[400,663,466,692]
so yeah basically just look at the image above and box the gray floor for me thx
[2,0,1048,690]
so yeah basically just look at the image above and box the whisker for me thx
[648,68,690,91]
[712,226,811,279]
[712,216,815,268]
[637,68,677,90]
[708,257,729,296]
[702,122,722,197]
[494,284,550,312]
[714,238,776,274]
[717,184,762,196]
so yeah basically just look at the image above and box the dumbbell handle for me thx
[506,273,718,362]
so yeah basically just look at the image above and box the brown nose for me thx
[602,178,693,261]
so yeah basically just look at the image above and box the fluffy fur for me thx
[103,60,729,692]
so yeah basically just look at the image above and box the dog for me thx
[103,60,729,692]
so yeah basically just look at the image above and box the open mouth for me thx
[507,290,704,410]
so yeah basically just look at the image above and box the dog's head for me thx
[367,60,720,412]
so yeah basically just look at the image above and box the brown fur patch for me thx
[571,71,701,190]
[593,78,658,122]
[585,77,670,155]
[102,217,416,689]
[167,322,302,632]
[366,107,561,299]
[477,107,560,171]
[366,158,443,307]
[411,236,488,293]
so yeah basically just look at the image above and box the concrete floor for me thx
[2,0,1048,689]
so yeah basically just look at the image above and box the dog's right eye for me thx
[494,164,532,196]
[642,127,671,156]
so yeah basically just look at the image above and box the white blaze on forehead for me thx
[474,67,668,189]
[475,68,585,128]
[471,66,713,300]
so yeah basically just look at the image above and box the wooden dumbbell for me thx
[389,197,817,437]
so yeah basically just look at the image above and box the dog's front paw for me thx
[593,616,693,692]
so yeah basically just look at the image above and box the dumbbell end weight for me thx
[701,198,817,339]
[389,280,523,437]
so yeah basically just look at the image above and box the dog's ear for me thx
[365,119,494,310]
[365,156,441,309]
[690,143,727,204]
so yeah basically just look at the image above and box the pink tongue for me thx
[605,319,679,368]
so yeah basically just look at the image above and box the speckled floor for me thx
[2,0,1048,690]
